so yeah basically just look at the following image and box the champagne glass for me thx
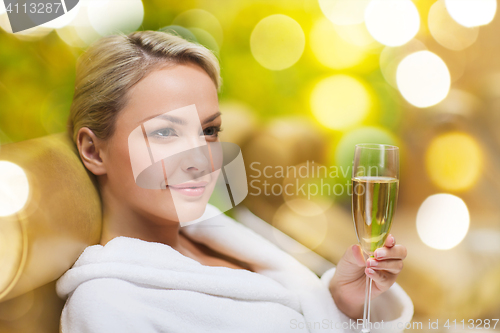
[351,144,399,333]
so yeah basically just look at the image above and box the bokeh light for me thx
[364,0,420,47]
[0,14,10,33]
[284,197,330,217]
[330,126,399,201]
[436,46,467,83]
[430,89,481,118]
[429,0,479,51]
[1,0,500,323]
[282,162,334,215]
[250,14,305,71]
[218,101,257,145]
[467,229,500,255]
[187,27,219,54]
[310,74,371,130]
[40,87,72,134]
[55,3,101,48]
[159,25,197,43]
[15,27,53,41]
[264,118,326,165]
[40,1,81,29]
[333,22,380,49]
[380,39,427,89]
[88,0,144,37]
[445,0,497,27]
[333,126,398,170]
[0,161,30,217]
[0,14,52,40]
[416,194,470,250]
[272,202,328,253]
[309,18,367,70]
[425,132,483,192]
[318,0,370,25]
[0,291,35,321]
[396,50,451,108]
[172,9,223,48]
[244,117,323,169]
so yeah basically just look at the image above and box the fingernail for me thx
[375,249,386,258]
[368,268,375,274]
[368,259,378,267]
[390,236,395,246]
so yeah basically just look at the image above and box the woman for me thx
[56,30,413,333]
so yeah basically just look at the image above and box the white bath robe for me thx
[56,204,414,333]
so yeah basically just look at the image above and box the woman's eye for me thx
[203,126,222,137]
[150,128,176,139]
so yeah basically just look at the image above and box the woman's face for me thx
[100,63,221,224]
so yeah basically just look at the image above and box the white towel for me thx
[56,204,413,333]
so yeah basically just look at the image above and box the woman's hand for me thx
[328,234,407,320]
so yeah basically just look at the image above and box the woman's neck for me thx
[99,186,182,249]
[96,183,253,271]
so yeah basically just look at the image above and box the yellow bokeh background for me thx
[426,132,483,192]
[1,0,500,331]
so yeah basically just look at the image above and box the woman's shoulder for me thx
[60,278,154,332]
[67,277,133,304]
[55,236,191,299]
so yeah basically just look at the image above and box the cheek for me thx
[139,189,180,222]
[105,142,180,221]
[106,140,138,189]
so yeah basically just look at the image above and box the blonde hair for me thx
[67,30,222,143]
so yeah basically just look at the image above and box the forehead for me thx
[119,63,219,126]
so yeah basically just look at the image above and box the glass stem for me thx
[367,277,373,325]
[363,276,368,330]
[362,256,374,332]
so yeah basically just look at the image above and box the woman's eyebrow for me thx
[202,111,221,125]
[139,111,221,125]
[140,113,186,125]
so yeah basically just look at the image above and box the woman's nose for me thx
[179,144,211,173]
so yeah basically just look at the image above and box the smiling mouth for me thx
[167,181,208,196]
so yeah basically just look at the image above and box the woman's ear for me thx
[77,127,107,176]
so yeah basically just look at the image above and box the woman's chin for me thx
[176,203,208,224]
[169,191,212,224]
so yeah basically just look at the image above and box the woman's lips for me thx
[167,181,208,197]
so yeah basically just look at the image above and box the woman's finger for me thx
[365,267,397,289]
[367,258,403,274]
[384,234,396,248]
[374,244,407,260]
[351,244,367,267]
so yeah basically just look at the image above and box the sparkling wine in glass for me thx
[351,144,399,333]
